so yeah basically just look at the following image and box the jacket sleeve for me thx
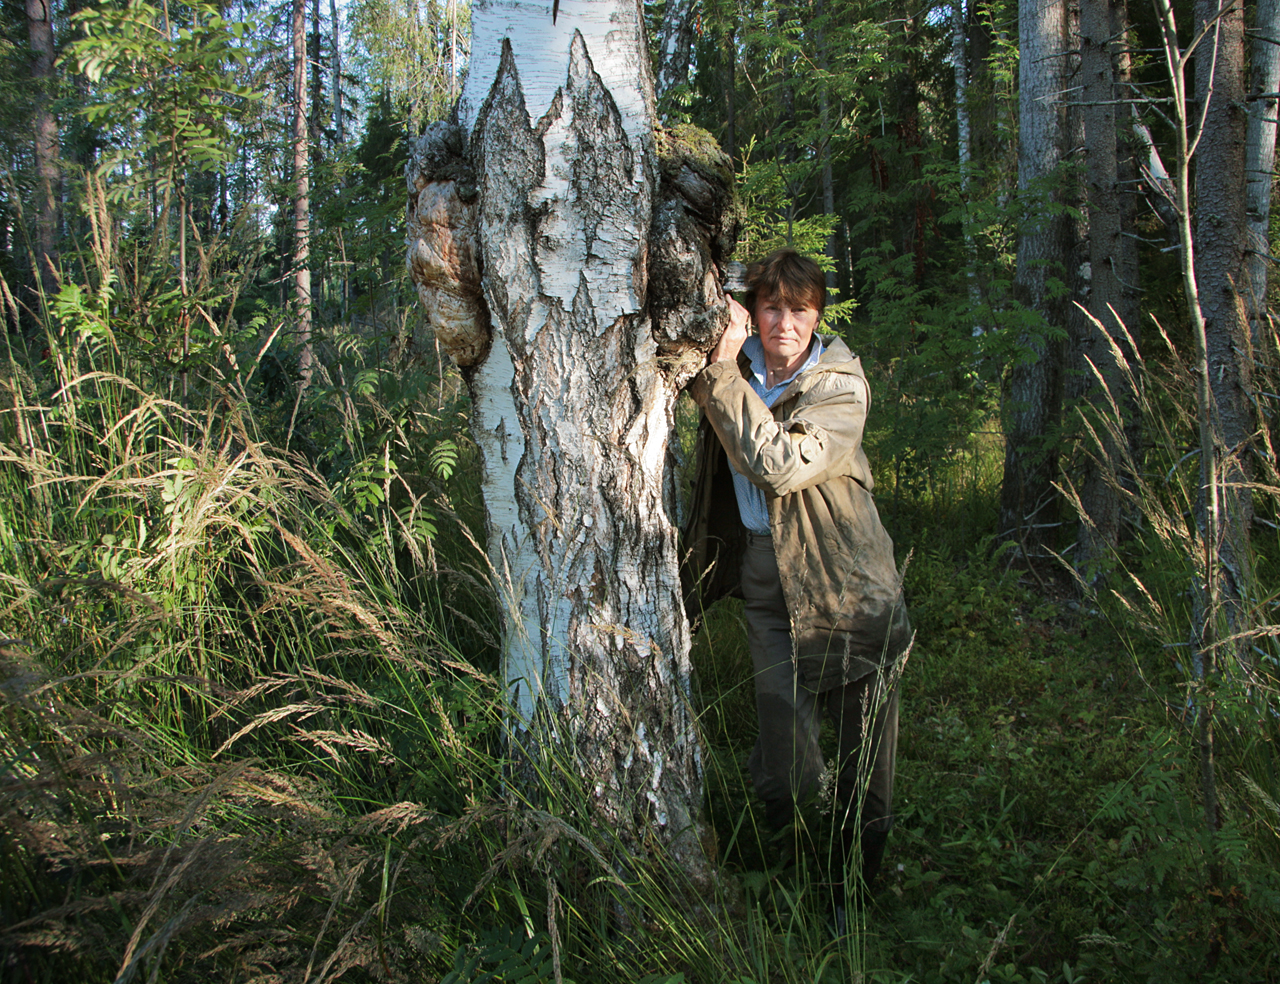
[688,359,868,498]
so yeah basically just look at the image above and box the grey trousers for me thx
[741,532,899,836]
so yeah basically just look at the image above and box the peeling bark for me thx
[407,0,737,883]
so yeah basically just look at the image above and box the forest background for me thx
[2,0,1279,981]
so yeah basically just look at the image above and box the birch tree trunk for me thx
[654,0,696,107]
[292,0,314,390]
[407,0,737,879]
[952,0,981,322]
[723,25,737,164]
[815,0,837,289]
[330,0,344,146]
[1246,0,1280,350]
[1000,0,1072,553]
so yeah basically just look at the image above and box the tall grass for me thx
[1,257,880,983]
[1054,308,1280,973]
[0,313,501,980]
[4,195,1280,984]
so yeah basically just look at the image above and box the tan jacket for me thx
[682,334,911,691]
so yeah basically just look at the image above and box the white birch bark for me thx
[952,0,981,326]
[1246,0,1280,344]
[409,0,734,877]
[292,0,314,388]
[654,0,696,105]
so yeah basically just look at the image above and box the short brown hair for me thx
[744,249,826,319]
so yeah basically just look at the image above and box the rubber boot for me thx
[830,826,890,938]
[829,825,858,939]
[860,827,889,890]
[761,797,800,876]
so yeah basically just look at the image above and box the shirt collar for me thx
[744,334,824,391]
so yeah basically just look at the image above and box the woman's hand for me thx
[708,296,751,366]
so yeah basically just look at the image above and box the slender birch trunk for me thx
[654,0,696,107]
[407,0,738,879]
[292,0,314,391]
[330,0,344,146]
[1246,0,1280,350]
[723,25,738,164]
[815,0,837,289]
[952,0,981,323]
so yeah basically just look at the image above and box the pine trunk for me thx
[27,0,60,308]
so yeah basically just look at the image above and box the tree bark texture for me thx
[407,0,737,878]
[1246,0,1280,349]
[27,0,60,306]
[1000,0,1073,551]
[1193,0,1254,599]
[654,0,696,105]
[1074,0,1140,579]
[292,0,314,385]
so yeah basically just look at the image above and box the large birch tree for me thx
[406,0,736,878]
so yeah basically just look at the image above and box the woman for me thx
[683,249,912,899]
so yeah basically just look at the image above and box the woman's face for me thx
[754,293,821,365]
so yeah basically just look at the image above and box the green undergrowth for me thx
[691,540,1280,983]
[3,288,1279,983]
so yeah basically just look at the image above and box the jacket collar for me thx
[735,332,864,392]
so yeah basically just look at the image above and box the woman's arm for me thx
[689,358,869,498]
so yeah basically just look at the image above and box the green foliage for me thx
[68,0,259,197]
[347,0,470,133]
[3,0,1279,981]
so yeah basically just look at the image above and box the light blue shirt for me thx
[729,334,825,534]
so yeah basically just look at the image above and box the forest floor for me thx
[2,345,1277,984]
[688,553,1279,984]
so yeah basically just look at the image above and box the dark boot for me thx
[761,797,800,875]
[860,827,889,890]
[762,796,795,833]
[834,825,889,903]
